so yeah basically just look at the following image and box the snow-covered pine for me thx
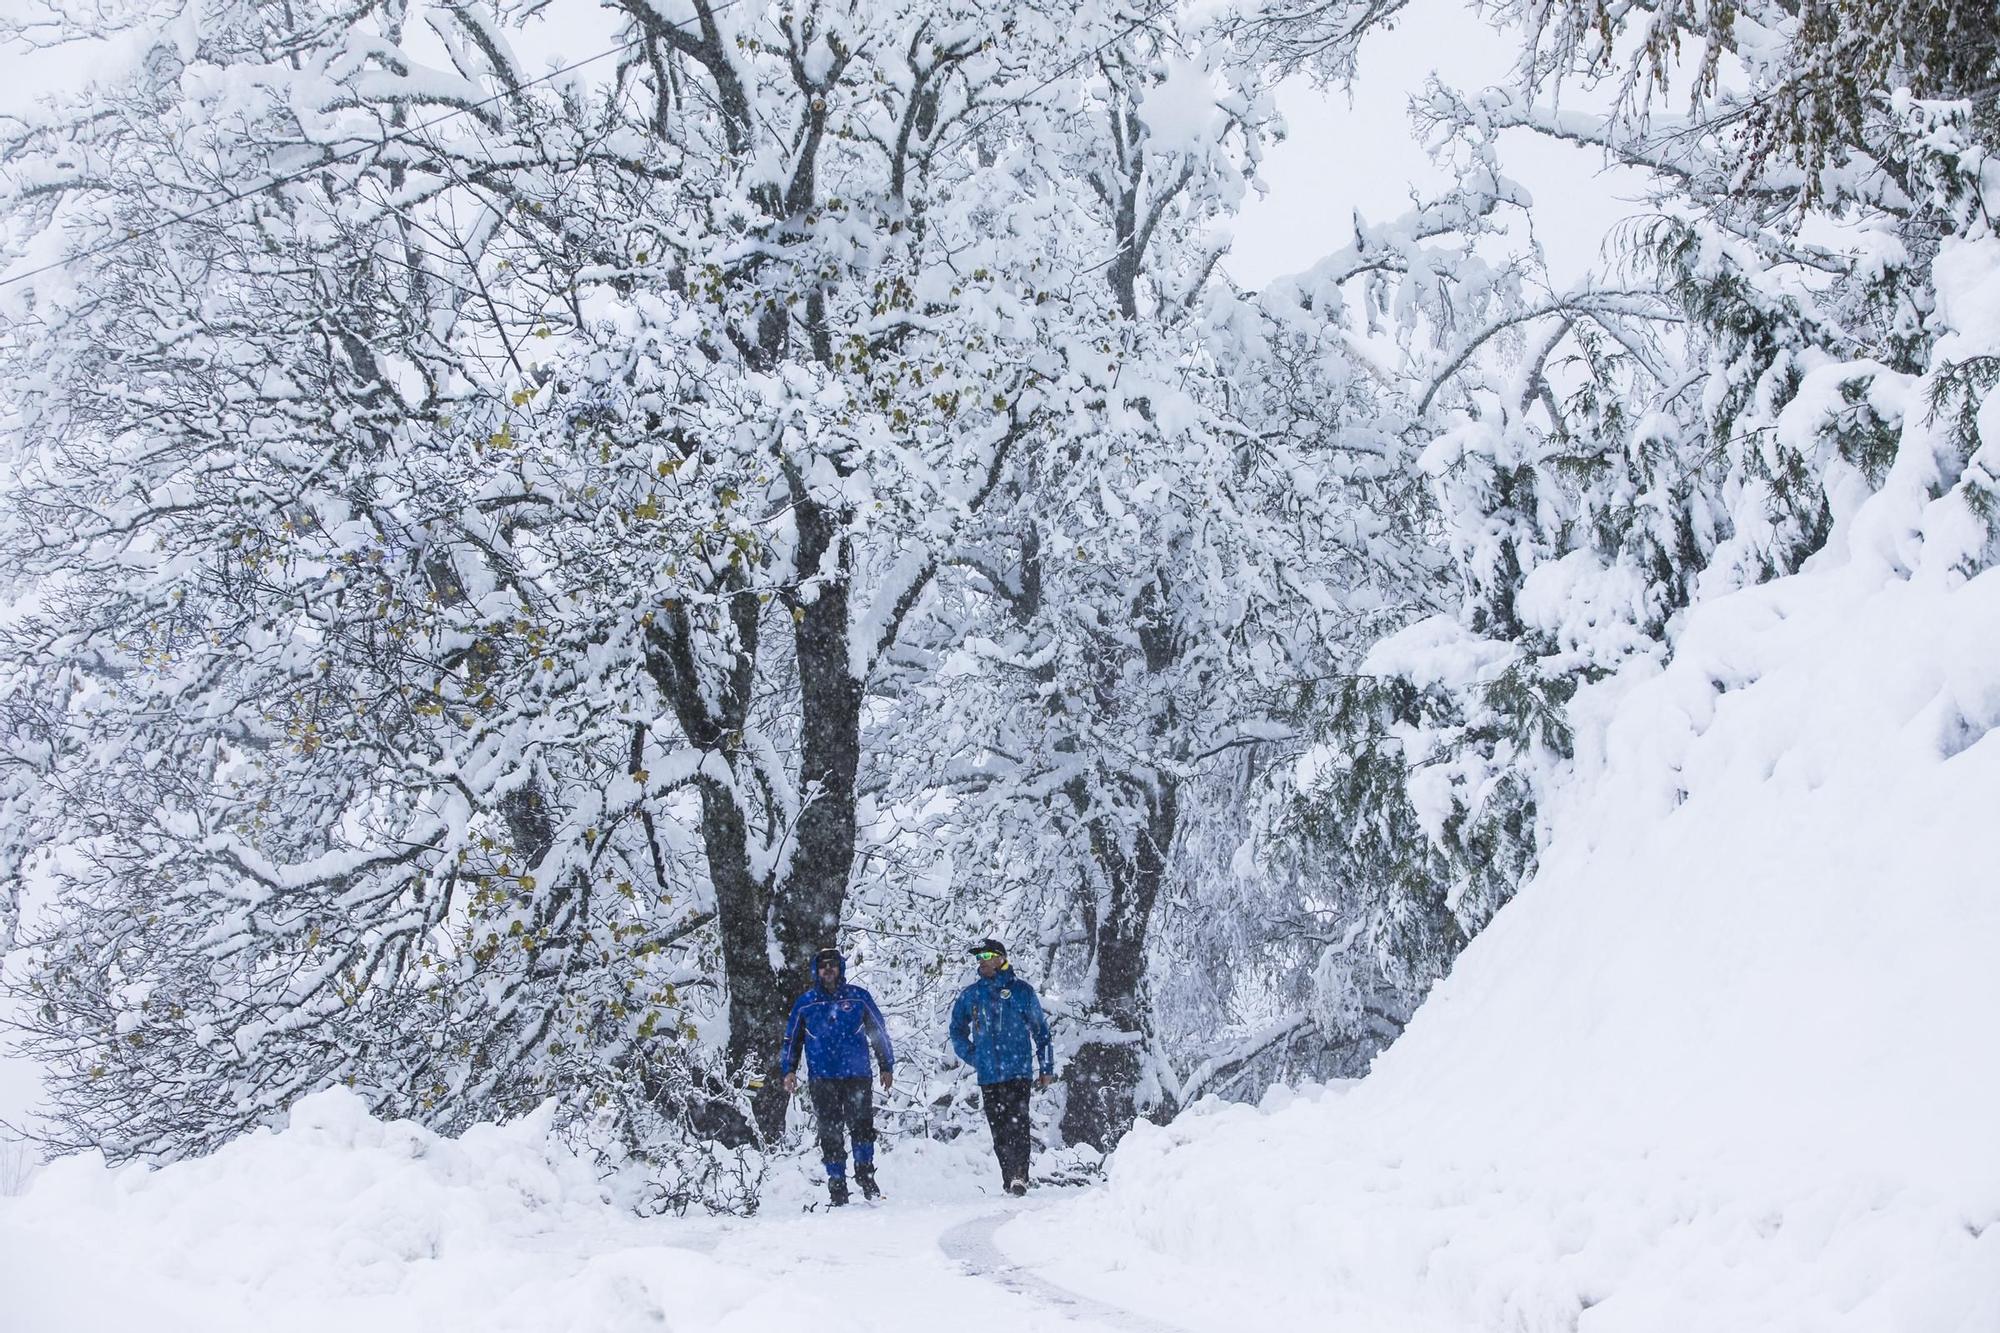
[1254,0,2000,1080]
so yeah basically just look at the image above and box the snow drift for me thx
[1008,248,2000,1330]
[0,1089,768,1333]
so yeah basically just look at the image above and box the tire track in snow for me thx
[939,1209,1194,1333]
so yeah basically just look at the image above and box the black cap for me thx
[812,947,842,967]
[967,938,1007,957]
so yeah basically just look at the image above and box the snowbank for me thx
[0,1088,764,1333]
[1011,432,2000,1327]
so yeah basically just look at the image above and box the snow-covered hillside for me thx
[1004,300,2000,1330]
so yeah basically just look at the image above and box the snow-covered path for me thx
[0,1094,1182,1333]
[0,1188,1191,1333]
[939,1205,1191,1333]
[674,1193,1167,1332]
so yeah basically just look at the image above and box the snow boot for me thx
[855,1165,882,1202]
[828,1176,850,1207]
[1005,1178,1028,1197]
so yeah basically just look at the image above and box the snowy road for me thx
[666,1190,1192,1333]
[0,1093,1192,1333]
[9,1088,1999,1333]
[939,1206,1191,1333]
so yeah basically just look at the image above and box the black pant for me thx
[807,1077,875,1176]
[981,1078,1032,1185]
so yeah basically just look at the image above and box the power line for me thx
[924,0,1178,293]
[932,0,1179,160]
[2,0,1182,295]
[0,0,751,292]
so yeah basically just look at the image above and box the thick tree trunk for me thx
[644,580,795,1142]
[640,492,873,1147]
[777,499,861,967]
[701,779,790,1143]
[715,497,865,1144]
[1061,578,1183,1153]
[1061,776,1178,1153]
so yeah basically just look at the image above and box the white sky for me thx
[1223,0,1653,290]
[5,0,1654,290]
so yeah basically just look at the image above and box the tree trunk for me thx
[777,498,861,969]
[643,581,795,1142]
[701,777,790,1143]
[719,497,865,1144]
[1061,776,1178,1153]
[639,491,872,1146]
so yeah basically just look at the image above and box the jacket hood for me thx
[809,949,846,988]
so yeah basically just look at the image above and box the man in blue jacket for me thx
[949,938,1054,1195]
[781,947,895,1206]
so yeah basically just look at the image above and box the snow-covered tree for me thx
[1251,0,2000,1079]
[865,21,1299,1151]
[0,0,1191,1179]
[868,9,1555,1145]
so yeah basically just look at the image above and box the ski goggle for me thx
[973,950,1003,961]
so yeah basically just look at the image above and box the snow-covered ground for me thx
[0,1087,1134,1333]
[8,504,1997,1330]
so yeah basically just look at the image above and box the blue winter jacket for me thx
[949,966,1054,1085]
[779,955,894,1081]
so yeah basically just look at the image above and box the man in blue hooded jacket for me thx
[781,947,894,1206]
[949,938,1054,1195]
